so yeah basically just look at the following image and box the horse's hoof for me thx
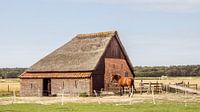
[130,93,133,97]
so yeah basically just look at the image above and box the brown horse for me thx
[111,74,136,97]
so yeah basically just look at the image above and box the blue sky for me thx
[0,0,200,67]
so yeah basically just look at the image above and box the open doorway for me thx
[43,78,51,96]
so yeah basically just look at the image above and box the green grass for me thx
[0,103,200,112]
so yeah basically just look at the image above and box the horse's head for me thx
[111,74,121,83]
[111,75,116,83]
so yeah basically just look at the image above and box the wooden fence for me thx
[139,80,198,94]
[139,80,163,94]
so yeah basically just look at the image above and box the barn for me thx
[19,31,135,96]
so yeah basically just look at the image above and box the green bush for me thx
[79,92,88,97]
[134,65,200,77]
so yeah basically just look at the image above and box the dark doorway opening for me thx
[43,78,51,96]
[93,75,104,94]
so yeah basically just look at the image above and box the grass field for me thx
[1,78,200,111]
[0,103,200,112]
[0,78,20,91]
[0,79,20,97]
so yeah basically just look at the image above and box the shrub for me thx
[79,92,88,97]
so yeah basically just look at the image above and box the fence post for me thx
[8,85,10,92]
[160,83,163,93]
[37,88,42,104]
[148,82,151,94]
[196,84,198,90]
[94,90,98,97]
[184,84,187,107]
[12,90,16,104]
[140,80,143,95]
[152,86,156,104]
[156,81,158,93]
[38,88,40,97]
[61,89,64,106]
[94,90,101,104]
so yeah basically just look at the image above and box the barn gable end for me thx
[91,32,134,92]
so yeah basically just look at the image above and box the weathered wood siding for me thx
[105,37,125,59]
[20,72,92,96]
[20,79,43,96]
[51,78,90,95]
[20,78,90,96]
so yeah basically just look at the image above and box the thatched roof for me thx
[27,31,116,72]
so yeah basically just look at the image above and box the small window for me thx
[62,81,65,89]
[121,64,123,69]
[75,80,77,88]
[125,72,128,77]
[30,83,33,89]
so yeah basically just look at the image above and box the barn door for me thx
[43,78,51,96]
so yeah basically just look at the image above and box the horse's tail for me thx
[130,80,136,97]
[132,80,136,92]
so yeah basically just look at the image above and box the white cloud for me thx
[133,0,200,12]
[52,0,200,12]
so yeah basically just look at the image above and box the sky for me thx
[0,0,200,67]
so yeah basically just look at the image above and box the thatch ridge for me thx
[76,31,115,38]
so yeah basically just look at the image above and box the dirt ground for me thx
[1,93,200,105]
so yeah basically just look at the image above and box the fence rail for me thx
[138,80,199,94]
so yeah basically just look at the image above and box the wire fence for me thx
[1,92,200,106]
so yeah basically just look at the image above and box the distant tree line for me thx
[0,68,26,78]
[1,65,200,78]
[134,65,200,77]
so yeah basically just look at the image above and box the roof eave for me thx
[114,32,135,77]
[25,70,94,73]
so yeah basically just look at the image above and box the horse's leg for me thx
[130,85,133,97]
[128,86,132,97]
[122,87,124,96]
[119,87,122,96]
[130,80,136,97]
[123,87,125,95]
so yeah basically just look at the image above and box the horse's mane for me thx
[112,74,122,81]
[114,74,134,80]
